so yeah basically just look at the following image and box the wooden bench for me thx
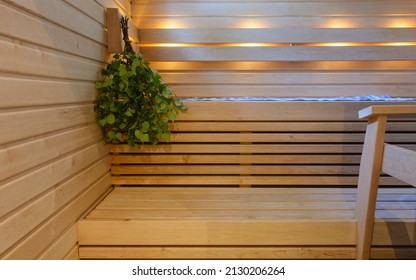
[78,101,416,259]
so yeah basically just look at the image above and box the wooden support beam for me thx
[355,115,387,260]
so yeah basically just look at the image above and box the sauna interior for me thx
[0,0,415,260]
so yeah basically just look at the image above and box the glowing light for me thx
[139,42,416,48]
[159,20,187,29]
[139,43,194,47]
[231,43,275,47]
[310,42,416,47]
[237,20,268,29]
[321,42,356,47]
[139,43,281,47]
[163,43,188,47]
[325,20,355,28]
[388,21,415,28]
[382,42,415,46]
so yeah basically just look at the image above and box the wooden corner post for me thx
[106,8,123,54]
[106,8,140,54]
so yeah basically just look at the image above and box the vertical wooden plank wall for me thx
[0,0,130,259]
[133,0,416,98]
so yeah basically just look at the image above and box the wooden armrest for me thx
[359,105,416,119]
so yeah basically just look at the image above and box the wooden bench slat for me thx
[104,192,357,201]
[112,165,360,175]
[78,245,416,260]
[111,175,357,185]
[112,144,364,155]
[86,209,416,220]
[110,187,416,195]
[103,192,416,203]
[86,209,357,219]
[111,144,416,155]
[111,175,406,186]
[172,122,367,132]
[83,216,354,222]
[94,200,414,211]
[168,133,415,143]
[96,200,356,210]
[79,246,355,260]
[112,153,416,165]
[78,220,356,246]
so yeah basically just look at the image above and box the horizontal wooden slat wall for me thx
[0,0,130,259]
[109,101,416,188]
[132,0,416,98]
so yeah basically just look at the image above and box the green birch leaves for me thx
[94,52,187,147]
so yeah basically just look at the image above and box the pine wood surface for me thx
[79,186,416,259]
[79,246,356,260]
[0,0,121,260]
[80,101,416,259]
[133,0,416,98]
[78,0,416,259]
[140,28,416,44]
[132,2,416,17]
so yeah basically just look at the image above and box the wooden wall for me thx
[133,0,416,98]
[0,0,130,259]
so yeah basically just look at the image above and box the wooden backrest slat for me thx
[112,154,362,164]
[111,165,360,175]
[111,101,416,188]
[168,133,415,143]
[112,144,366,154]
[171,121,416,133]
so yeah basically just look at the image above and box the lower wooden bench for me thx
[77,102,416,259]
[78,187,416,259]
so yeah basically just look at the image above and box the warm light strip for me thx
[317,43,357,47]
[138,42,416,47]
[138,43,286,47]
[305,42,416,47]
[384,42,415,46]
[230,43,277,47]
[324,21,416,28]
[387,21,416,28]
[155,18,416,29]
